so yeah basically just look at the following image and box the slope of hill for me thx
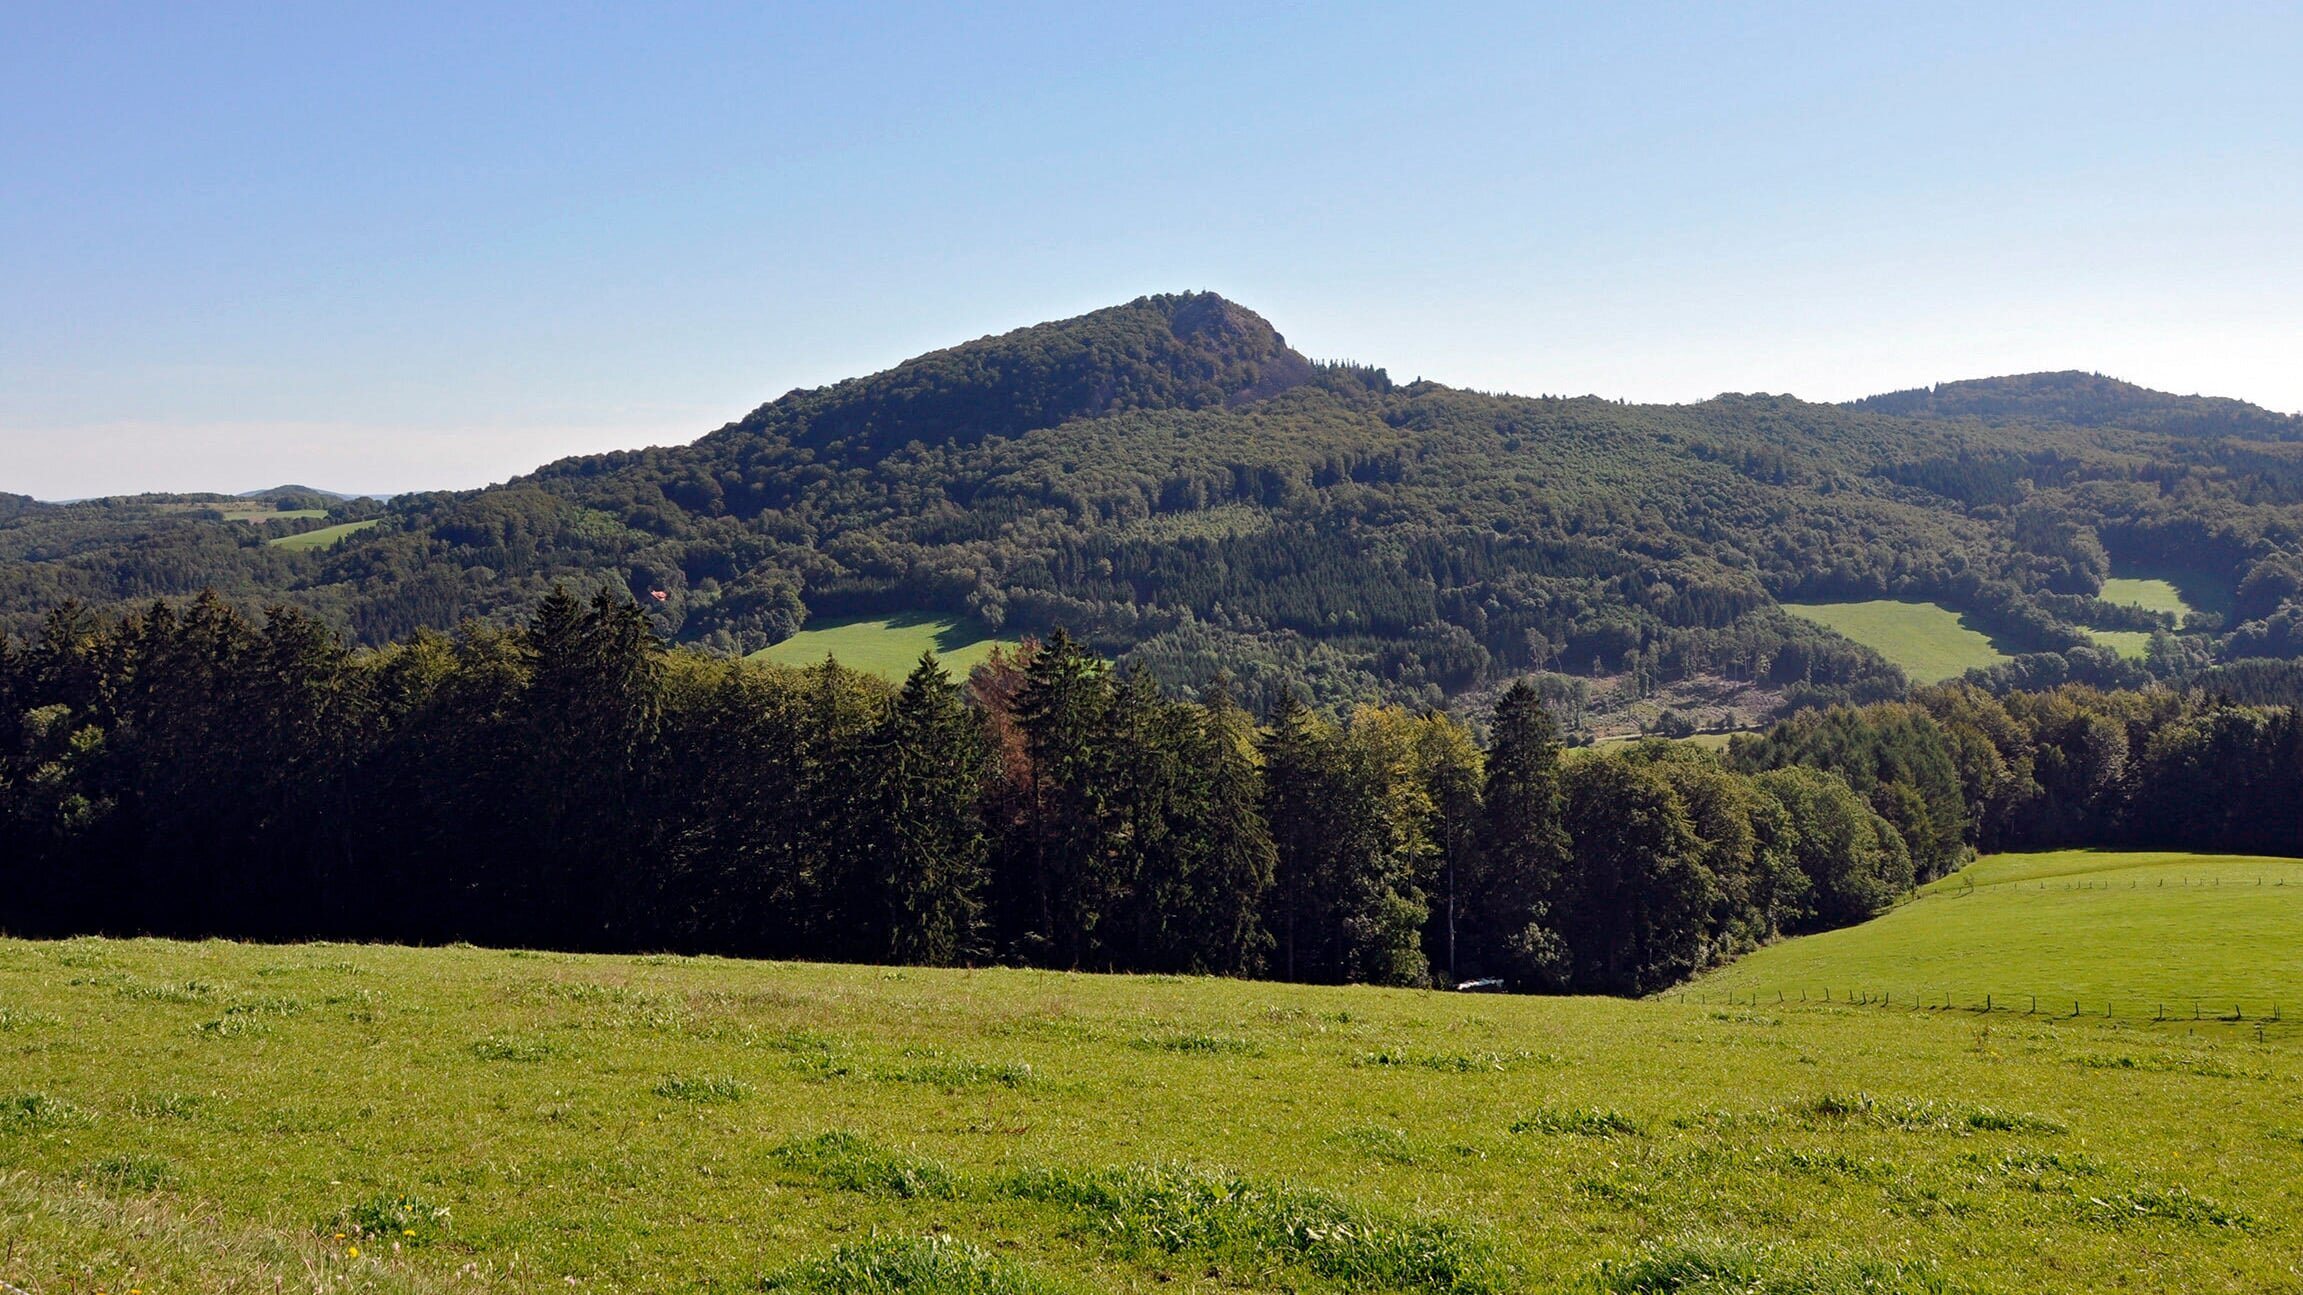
[1850,370,2303,441]
[2,932,2296,1293]
[8,294,2303,712]
[1695,849,2303,1018]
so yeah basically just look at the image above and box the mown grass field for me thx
[4,851,2300,1294]
[2082,578,2198,659]
[1779,600,2015,684]
[1693,850,2303,1023]
[749,613,1012,680]
[2097,578,2194,619]
[268,519,382,551]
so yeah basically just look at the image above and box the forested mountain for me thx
[9,292,2303,711]
[1851,371,2303,441]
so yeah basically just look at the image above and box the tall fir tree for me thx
[869,654,990,966]
[1475,681,1571,986]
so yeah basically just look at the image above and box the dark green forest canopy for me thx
[8,292,2303,709]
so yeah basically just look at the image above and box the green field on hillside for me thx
[2098,577,2194,618]
[2081,578,2197,658]
[267,519,381,551]
[750,613,1012,680]
[1780,599,2015,683]
[1694,850,2303,1018]
[3,862,2300,1293]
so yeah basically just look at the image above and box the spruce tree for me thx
[871,654,990,965]
[1477,681,1571,987]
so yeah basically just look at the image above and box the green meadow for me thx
[1693,849,2303,1020]
[2082,578,2199,659]
[1779,600,2015,683]
[268,519,382,552]
[4,850,2301,1294]
[749,613,1012,680]
[2098,578,2194,619]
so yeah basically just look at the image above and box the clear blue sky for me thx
[4,2,2298,498]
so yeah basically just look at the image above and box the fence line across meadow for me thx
[1944,873,2297,895]
[1678,985,2294,1042]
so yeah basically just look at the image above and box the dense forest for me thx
[7,294,2303,715]
[6,592,2297,994]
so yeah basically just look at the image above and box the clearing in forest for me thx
[749,612,1012,680]
[1779,598,2015,683]
[268,519,382,551]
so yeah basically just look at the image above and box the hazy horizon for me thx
[7,3,2300,499]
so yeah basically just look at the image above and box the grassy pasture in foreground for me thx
[1779,600,2014,684]
[748,612,1012,680]
[3,851,2301,1294]
[267,519,382,551]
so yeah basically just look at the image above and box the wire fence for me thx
[1945,873,2298,895]
[1679,986,2295,1043]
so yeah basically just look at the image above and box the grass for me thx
[2098,577,2194,619]
[1692,850,2303,1018]
[269,519,382,551]
[1,862,2299,1289]
[2081,578,2198,658]
[749,612,1013,680]
[1779,600,2015,683]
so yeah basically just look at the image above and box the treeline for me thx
[7,593,2298,992]
[1731,682,2303,860]
[5,592,1930,994]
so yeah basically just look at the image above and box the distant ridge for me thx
[1847,371,2303,441]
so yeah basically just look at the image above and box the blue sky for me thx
[3,2,2298,497]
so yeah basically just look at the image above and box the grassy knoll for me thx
[268,519,382,551]
[1780,600,2014,683]
[750,612,1012,680]
[1695,850,2303,1019]
[3,925,2300,1292]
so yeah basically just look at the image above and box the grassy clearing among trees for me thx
[748,612,1012,680]
[2098,578,2196,619]
[267,519,382,551]
[1780,599,2016,683]
[1,927,2298,1293]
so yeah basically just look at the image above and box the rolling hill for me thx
[7,293,2303,713]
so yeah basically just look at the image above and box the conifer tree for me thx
[1476,680,1571,986]
[870,654,990,966]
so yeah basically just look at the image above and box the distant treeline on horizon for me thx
[3,590,2300,993]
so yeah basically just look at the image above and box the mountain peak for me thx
[724,292,1315,457]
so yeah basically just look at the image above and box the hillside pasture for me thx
[2098,577,2195,619]
[2081,577,2199,657]
[750,612,1012,680]
[1693,850,2303,1021]
[268,519,381,551]
[1779,599,2016,683]
[0,915,2298,1292]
